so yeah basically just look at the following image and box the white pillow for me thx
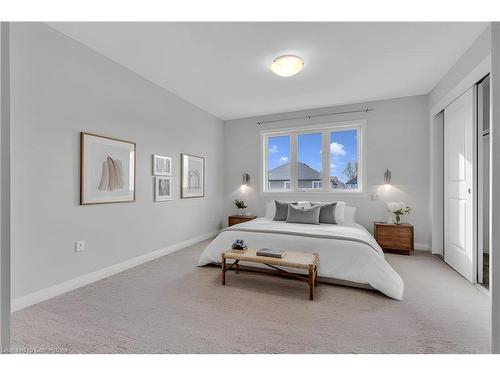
[334,202,346,224]
[343,206,357,223]
[264,200,311,219]
[265,202,275,219]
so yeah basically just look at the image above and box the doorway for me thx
[442,75,491,286]
[477,75,490,289]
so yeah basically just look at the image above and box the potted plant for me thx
[387,201,412,224]
[234,199,248,215]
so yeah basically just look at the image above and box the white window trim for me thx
[260,120,366,196]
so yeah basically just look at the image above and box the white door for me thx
[444,87,476,282]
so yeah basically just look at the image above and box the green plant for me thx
[234,199,248,210]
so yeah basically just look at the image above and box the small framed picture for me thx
[155,176,173,202]
[181,153,205,198]
[152,155,172,176]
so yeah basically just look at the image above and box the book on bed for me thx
[256,248,287,258]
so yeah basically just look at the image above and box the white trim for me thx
[415,242,431,251]
[11,230,219,312]
[261,120,366,195]
[430,54,491,117]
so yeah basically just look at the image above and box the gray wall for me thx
[10,23,225,299]
[224,95,431,247]
[0,22,11,349]
[429,25,491,110]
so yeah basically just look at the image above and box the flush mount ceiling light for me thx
[270,55,304,77]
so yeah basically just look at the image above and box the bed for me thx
[198,214,405,300]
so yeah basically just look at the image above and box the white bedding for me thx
[198,218,404,300]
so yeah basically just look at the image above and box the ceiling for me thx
[48,22,489,120]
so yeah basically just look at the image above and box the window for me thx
[263,121,363,193]
[266,135,291,191]
[330,129,359,190]
[298,133,322,190]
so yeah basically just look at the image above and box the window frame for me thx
[261,120,366,195]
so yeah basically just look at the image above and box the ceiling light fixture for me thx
[270,55,304,77]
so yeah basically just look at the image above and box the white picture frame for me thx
[155,176,174,202]
[152,155,172,176]
[80,132,135,205]
[181,153,205,198]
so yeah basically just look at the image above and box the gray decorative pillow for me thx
[286,204,321,225]
[273,201,299,221]
[310,202,337,224]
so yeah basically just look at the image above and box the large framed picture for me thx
[181,153,205,198]
[152,155,172,176]
[80,132,136,205]
[155,176,174,202]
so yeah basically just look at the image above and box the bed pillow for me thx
[273,200,298,221]
[310,201,346,224]
[310,202,338,224]
[286,204,321,225]
[265,202,275,219]
[344,206,357,223]
[271,201,311,221]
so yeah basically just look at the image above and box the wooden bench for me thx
[221,249,319,300]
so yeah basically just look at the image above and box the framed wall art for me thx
[181,153,204,198]
[152,155,172,176]
[80,132,136,205]
[155,176,174,202]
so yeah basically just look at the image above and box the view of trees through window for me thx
[266,127,359,192]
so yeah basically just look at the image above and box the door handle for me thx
[468,188,471,194]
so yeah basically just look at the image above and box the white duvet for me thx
[198,218,404,300]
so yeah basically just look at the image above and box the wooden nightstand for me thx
[228,215,257,227]
[374,222,414,255]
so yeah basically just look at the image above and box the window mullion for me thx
[322,130,330,191]
[290,134,298,191]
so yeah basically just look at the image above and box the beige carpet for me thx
[11,239,490,353]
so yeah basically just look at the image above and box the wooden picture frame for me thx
[80,132,136,205]
[181,153,205,198]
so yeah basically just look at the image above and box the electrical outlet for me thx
[75,240,85,252]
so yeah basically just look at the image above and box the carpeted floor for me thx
[11,239,491,353]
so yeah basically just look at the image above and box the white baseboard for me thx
[11,230,219,312]
[415,242,431,251]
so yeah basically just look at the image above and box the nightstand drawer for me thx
[374,222,414,255]
[376,235,413,250]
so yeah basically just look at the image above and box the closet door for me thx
[444,87,476,282]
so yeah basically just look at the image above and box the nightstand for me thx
[228,215,257,227]
[374,222,414,255]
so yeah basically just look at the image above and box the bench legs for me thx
[222,255,317,301]
[221,256,239,285]
[308,264,316,301]
[221,256,226,285]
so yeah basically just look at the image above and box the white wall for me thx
[224,96,431,248]
[10,23,225,301]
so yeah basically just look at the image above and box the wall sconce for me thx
[384,169,391,185]
[242,173,250,186]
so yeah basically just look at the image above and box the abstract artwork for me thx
[155,176,173,201]
[181,153,204,198]
[80,132,135,204]
[152,155,171,176]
